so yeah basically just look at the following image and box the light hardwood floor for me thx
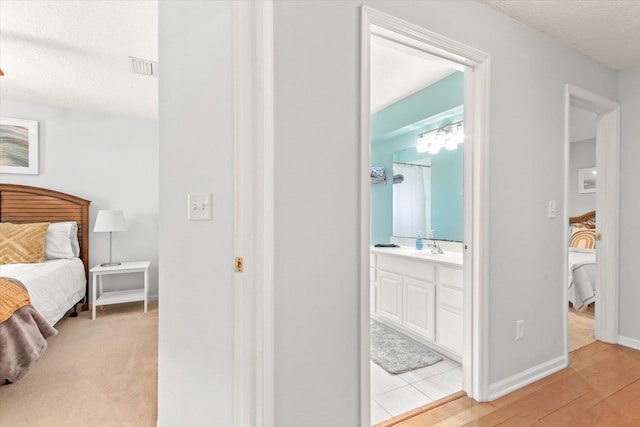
[378,341,640,426]
[568,304,596,352]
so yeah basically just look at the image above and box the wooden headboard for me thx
[569,210,596,225]
[0,184,91,309]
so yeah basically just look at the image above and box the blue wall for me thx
[371,72,464,244]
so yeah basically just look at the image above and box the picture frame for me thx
[0,117,40,175]
[578,166,596,194]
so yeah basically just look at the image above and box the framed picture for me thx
[578,166,597,193]
[0,117,39,175]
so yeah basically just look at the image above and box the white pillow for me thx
[44,222,80,260]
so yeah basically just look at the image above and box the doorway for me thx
[567,106,597,352]
[360,7,490,426]
[563,85,621,360]
[368,34,465,424]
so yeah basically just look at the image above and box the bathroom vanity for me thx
[370,246,463,362]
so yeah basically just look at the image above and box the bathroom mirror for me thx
[391,146,463,242]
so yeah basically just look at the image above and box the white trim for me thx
[595,107,620,343]
[487,356,567,401]
[233,1,274,426]
[562,90,571,360]
[564,84,620,351]
[618,335,640,351]
[360,7,491,425]
[468,57,491,402]
[360,11,372,426]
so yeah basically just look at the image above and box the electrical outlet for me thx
[516,320,524,340]
[548,201,556,219]
[188,193,212,220]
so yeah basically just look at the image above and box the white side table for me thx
[90,260,151,320]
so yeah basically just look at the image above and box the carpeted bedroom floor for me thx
[0,301,158,427]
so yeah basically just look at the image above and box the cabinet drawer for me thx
[439,285,463,312]
[440,266,463,288]
[377,255,435,282]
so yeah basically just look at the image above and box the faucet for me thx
[428,240,444,254]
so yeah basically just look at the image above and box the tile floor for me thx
[370,354,462,424]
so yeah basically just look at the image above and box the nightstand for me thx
[90,260,151,320]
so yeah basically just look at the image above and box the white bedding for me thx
[0,258,86,326]
[568,249,596,309]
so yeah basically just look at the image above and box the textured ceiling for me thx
[0,1,158,120]
[480,0,640,70]
[0,1,637,121]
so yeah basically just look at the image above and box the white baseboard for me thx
[618,335,640,351]
[487,355,567,401]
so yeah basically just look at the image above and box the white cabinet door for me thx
[404,277,435,340]
[436,266,463,356]
[437,309,463,355]
[378,271,402,325]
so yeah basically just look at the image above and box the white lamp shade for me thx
[94,210,126,232]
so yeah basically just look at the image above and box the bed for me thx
[568,210,596,310]
[0,184,91,383]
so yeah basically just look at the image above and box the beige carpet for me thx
[0,301,158,427]
[568,306,596,352]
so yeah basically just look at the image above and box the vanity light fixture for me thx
[416,121,464,155]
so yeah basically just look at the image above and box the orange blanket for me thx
[0,278,30,323]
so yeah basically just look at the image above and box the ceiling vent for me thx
[128,56,157,77]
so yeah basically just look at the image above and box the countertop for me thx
[371,245,463,267]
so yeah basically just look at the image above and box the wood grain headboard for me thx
[569,210,596,225]
[0,184,91,308]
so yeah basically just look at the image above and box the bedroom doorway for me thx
[360,7,490,426]
[567,106,597,352]
[563,85,621,358]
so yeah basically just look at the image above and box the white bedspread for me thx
[568,250,596,309]
[0,258,85,326]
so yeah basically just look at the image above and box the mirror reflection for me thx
[391,143,463,241]
[392,154,431,239]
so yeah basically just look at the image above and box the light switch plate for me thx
[548,201,556,219]
[188,193,212,220]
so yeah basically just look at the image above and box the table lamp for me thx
[94,210,126,267]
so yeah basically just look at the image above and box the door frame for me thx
[233,1,274,426]
[360,7,491,425]
[563,84,620,353]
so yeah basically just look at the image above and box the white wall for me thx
[570,106,597,142]
[0,98,159,298]
[157,1,234,426]
[273,3,361,424]
[273,0,618,421]
[569,139,596,217]
[619,65,640,344]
